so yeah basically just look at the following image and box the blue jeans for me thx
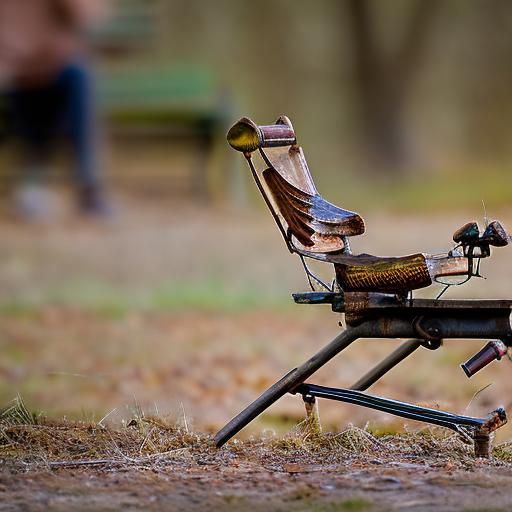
[9,62,101,190]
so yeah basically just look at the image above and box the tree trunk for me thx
[346,0,440,172]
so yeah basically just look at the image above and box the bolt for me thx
[427,326,440,337]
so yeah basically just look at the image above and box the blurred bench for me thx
[94,0,231,200]
[99,63,230,200]
[0,0,232,202]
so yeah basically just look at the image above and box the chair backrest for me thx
[227,116,365,254]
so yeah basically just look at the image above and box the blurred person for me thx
[0,0,111,220]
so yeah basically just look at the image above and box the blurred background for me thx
[0,0,511,439]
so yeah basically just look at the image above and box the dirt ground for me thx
[3,415,512,512]
[1,199,512,510]
[5,453,512,512]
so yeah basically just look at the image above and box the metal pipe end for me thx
[460,363,473,378]
[460,340,508,378]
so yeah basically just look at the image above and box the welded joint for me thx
[473,407,507,458]
[478,407,507,436]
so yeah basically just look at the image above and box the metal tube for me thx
[350,339,423,391]
[461,340,508,377]
[358,313,512,340]
[296,383,485,430]
[214,311,512,449]
[214,324,364,447]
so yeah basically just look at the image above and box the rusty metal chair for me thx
[215,116,512,457]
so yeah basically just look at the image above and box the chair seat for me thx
[226,116,472,295]
[333,253,432,292]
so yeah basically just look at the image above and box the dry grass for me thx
[3,395,512,473]
[0,396,207,467]
[4,397,512,512]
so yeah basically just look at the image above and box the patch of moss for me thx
[310,498,374,511]
[492,442,512,462]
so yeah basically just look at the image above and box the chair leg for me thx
[474,431,491,458]
[350,339,424,391]
[302,393,322,434]
[214,325,364,447]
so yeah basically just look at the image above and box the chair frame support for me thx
[222,116,511,458]
[214,298,512,457]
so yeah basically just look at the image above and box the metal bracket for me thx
[414,315,443,341]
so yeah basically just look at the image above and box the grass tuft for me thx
[492,441,512,462]
[0,394,38,426]
[270,422,384,457]
[0,398,209,464]
[0,399,508,473]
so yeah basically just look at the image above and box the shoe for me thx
[78,185,113,218]
[13,183,57,222]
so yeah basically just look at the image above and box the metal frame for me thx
[215,298,512,457]
[223,116,511,458]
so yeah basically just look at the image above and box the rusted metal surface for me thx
[261,146,317,194]
[400,298,512,310]
[291,292,512,330]
[356,310,512,340]
[262,166,364,251]
[215,308,512,448]
[480,408,508,436]
[342,297,512,329]
[228,115,509,294]
[474,433,491,458]
[474,408,508,457]
[425,254,469,278]
[341,291,398,323]
[218,115,512,457]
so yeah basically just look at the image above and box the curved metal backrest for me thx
[262,165,364,253]
[227,116,365,255]
[261,145,317,195]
